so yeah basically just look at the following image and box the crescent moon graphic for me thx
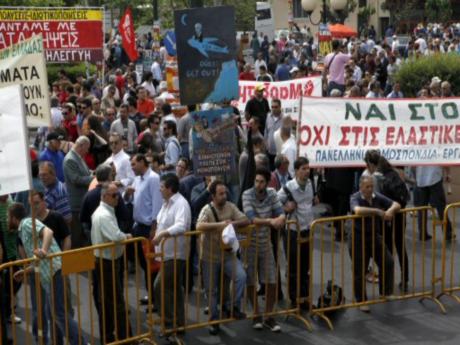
[181,14,187,26]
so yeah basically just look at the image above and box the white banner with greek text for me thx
[0,84,32,194]
[0,34,51,127]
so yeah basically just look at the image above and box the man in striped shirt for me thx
[242,167,285,332]
[39,161,72,225]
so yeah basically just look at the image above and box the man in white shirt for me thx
[91,182,132,343]
[152,173,191,338]
[254,52,267,79]
[280,117,297,177]
[150,56,163,82]
[105,133,135,190]
[264,99,284,170]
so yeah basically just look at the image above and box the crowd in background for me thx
[0,20,458,345]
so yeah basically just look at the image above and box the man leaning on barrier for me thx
[8,202,86,345]
[349,175,400,312]
[152,174,191,339]
[242,167,285,332]
[196,180,249,336]
[277,157,315,311]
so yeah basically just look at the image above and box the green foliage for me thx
[425,0,452,23]
[358,5,376,26]
[47,63,97,84]
[394,54,460,97]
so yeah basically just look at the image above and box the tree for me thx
[424,0,452,23]
[358,5,376,27]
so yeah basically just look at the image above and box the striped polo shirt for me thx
[242,187,284,250]
[44,181,72,222]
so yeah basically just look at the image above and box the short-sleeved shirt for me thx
[242,188,284,249]
[19,218,62,291]
[42,211,71,250]
[415,166,443,187]
[197,201,247,263]
[44,181,72,223]
[349,191,393,234]
[324,52,350,85]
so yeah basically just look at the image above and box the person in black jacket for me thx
[365,152,410,292]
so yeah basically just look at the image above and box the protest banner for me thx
[299,97,460,167]
[174,6,238,105]
[0,7,104,63]
[191,108,235,176]
[0,34,51,127]
[0,84,32,195]
[235,76,322,120]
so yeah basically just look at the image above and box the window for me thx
[293,0,309,18]
[359,0,367,7]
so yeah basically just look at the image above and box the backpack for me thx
[316,280,344,315]
[381,169,410,207]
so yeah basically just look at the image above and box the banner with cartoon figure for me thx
[174,6,238,105]
[191,108,235,176]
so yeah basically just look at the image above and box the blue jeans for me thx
[30,270,84,345]
[202,255,246,320]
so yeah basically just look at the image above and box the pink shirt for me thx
[324,52,350,85]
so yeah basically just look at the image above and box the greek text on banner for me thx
[0,7,104,63]
[0,34,51,127]
[234,77,322,121]
[299,97,460,167]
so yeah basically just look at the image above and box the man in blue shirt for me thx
[349,175,400,312]
[275,57,290,81]
[39,132,65,182]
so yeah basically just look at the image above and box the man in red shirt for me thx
[239,63,256,81]
[62,103,79,142]
[136,86,155,118]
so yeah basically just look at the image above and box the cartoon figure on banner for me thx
[187,22,230,58]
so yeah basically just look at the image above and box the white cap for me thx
[222,224,239,253]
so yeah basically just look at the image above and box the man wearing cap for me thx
[196,180,249,335]
[245,84,270,134]
[39,132,65,183]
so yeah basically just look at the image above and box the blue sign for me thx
[174,6,238,105]
[191,108,235,176]
[164,30,176,56]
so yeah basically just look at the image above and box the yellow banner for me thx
[0,8,103,21]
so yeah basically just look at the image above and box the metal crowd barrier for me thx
[306,206,445,330]
[0,237,157,345]
[155,222,312,341]
[439,202,460,304]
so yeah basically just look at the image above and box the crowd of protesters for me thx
[0,20,458,345]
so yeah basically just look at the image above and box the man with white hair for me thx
[63,135,93,248]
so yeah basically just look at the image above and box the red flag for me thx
[118,8,138,61]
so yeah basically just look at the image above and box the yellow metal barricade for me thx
[438,202,460,304]
[306,206,445,330]
[0,237,157,345]
[155,223,312,341]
